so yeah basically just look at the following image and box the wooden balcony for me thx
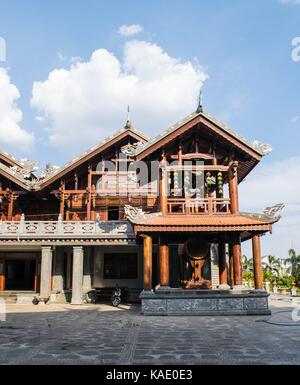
[167,198,231,215]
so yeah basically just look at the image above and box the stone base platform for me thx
[140,288,271,316]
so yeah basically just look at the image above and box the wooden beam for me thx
[166,165,229,172]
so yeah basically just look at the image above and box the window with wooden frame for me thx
[104,253,138,279]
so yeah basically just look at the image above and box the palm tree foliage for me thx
[242,255,253,273]
[263,255,281,276]
[284,249,300,279]
[242,249,300,288]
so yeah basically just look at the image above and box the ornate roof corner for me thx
[124,205,146,222]
[262,203,285,220]
[10,159,39,179]
[124,205,162,224]
[252,141,273,156]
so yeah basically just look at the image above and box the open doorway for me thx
[5,260,35,291]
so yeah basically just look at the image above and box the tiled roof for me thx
[135,110,271,157]
[38,126,150,186]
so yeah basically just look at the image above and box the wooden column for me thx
[0,257,5,292]
[219,237,228,286]
[60,181,65,219]
[229,244,235,288]
[86,166,92,220]
[252,235,263,290]
[7,190,18,221]
[232,234,243,286]
[159,237,170,287]
[229,164,239,214]
[160,154,168,216]
[143,235,153,291]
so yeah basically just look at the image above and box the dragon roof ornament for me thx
[262,203,285,220]
[252,141,273,156]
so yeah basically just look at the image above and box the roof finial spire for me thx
[196,87,203,113]
[125,105,131,129]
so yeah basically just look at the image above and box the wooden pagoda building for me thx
[0,104,283,314]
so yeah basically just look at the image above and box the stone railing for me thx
[0,220,134,239]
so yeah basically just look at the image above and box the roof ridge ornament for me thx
[196,88,203,113]
[124,105,132,129]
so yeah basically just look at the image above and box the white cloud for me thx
[291,115,300,123]
[0,68,35,151]
[240,157,300,259]
[278,0,300,4]
[118,24,144,36]
[57,52,82,63]
[31,40,208,152]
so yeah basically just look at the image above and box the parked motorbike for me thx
[111,285,122,307]
[85,285,127,307]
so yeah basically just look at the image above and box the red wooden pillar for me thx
[232,233,243,286]
[0,257,5,291]
[160,154,168,216]
[219,237,228,286]
[60,181,65,219]
[86,166,92,220]
[143,235,153,291]
[229,164,239,214]
[159,237,170,287]
[252,235,264,290]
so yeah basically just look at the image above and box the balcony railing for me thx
[167,198,231,215]
[0,220,134,239]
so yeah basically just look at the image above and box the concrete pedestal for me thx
[140,288,271,316]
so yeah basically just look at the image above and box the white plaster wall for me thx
[93,245,143,289]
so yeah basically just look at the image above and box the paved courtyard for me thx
[0,296,300,365]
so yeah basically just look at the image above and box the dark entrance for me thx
[5,260,35,291]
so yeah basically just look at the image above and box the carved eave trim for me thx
[133,224,273,233]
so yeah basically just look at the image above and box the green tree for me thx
[285,249,300,280]
[242,255,253,273]
[263,255,280,277]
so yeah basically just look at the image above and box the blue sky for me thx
[0,0,299,257]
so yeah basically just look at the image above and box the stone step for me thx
[0,292,36,304]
